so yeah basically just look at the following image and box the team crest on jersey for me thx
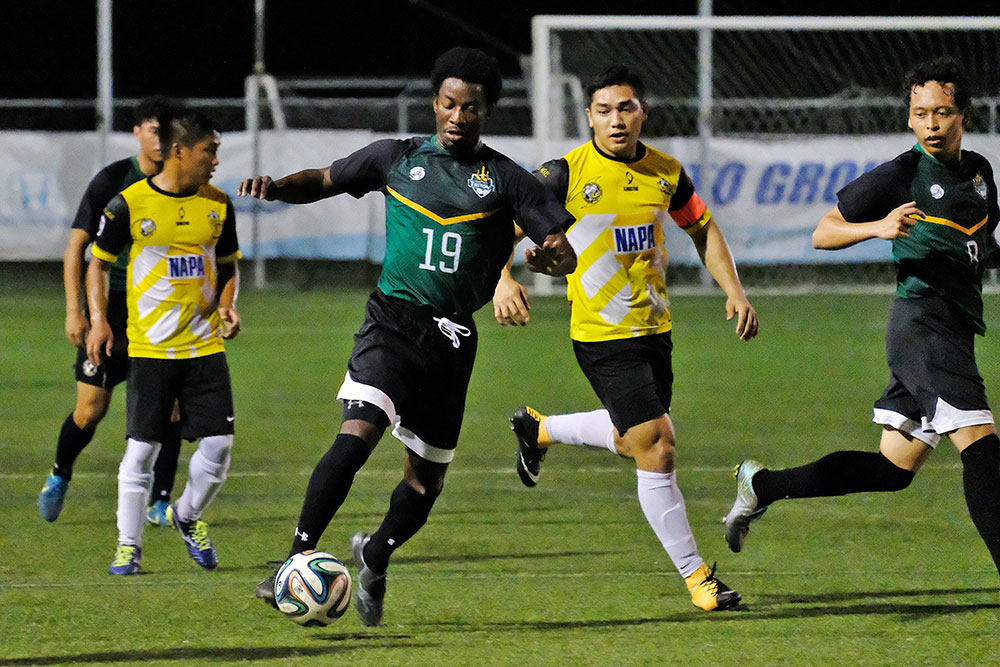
[467,166,494,198]
[409,166,426,181]
[658,178,676,196]
[583,182,602,204]
[929,184,944,200]
[139,218,156,237]
[974,173,988,199]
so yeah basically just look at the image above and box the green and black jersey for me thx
[73,156,146,292]
[837,145,1000,334]
[327,136,574,317]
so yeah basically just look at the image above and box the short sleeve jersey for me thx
[92,178,241,359]
[837,146,1000,335]
[536,141,711,342]
[72,156,147,291]
[326,136,573,317]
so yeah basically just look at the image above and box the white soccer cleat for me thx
[723,460,768,553]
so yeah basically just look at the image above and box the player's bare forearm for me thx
[63,229,91,346]
[812,203,922,250]
[237,168,334,204]
[693,221,759,340]
[85,257,113,365]
[216,262,242,339]
[217,262,239,309]
[493,266,530,326]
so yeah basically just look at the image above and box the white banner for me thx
[1,131,997,264]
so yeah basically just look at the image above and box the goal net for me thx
[531,15,1000,292]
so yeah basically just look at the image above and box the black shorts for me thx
[572,332,673,435]
[74,289,129,389]
[874,296,992,445]
[126,352,234,442]
[337,291,477,463]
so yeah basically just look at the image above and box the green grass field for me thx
[2,278,998,666]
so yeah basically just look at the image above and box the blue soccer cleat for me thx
[38,473,69,522]
[170,503,217,570]
[146,500,173,527]
[108,544,142,576]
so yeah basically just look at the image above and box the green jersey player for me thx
[724,56,1000,579]
[239,47,576,626]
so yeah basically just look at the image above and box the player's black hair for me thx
[133,94,181,126]
[903,56,971,121]
[585,65,647,105]
[430,47,502,110]
[158,108,219,156]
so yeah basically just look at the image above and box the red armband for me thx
[668,192,708,230]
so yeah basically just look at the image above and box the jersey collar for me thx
[590,139,646,164]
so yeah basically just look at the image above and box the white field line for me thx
[0,463,965,481]
[4,567,995,590]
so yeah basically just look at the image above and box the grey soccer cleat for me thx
[723,460,768,553]
[254,560,284,609]
[350,532,386,627]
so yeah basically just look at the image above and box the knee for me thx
[878,453,915,491]
[119,439,160,485]
[198,434,234,464]
[74,399,110,429]
[626,430,676,468]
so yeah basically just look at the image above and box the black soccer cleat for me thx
[511,406,547,488]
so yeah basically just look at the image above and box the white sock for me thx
[117,438,161,546]
[636,469,703,578]
[176,434,232,522]
[544,409,617,454]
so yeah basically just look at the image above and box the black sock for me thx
[289,434,372,556]
[150,420,182,504]
[364,481,439,574]
[960,433,1000,575]
[753,450,914,507]
[53,413,96,481]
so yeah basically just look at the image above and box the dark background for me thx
[3,0,996,100]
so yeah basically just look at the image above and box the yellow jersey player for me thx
[495,64,758,611]
[86,109,241,575]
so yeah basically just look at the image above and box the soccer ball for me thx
[274,550,352,627]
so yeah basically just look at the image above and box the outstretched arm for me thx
[690,220,758,341]
[812,202,923,250]
[237,168,335,204]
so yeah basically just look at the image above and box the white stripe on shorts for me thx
[336,373,454,464]
[873,398,994,448]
